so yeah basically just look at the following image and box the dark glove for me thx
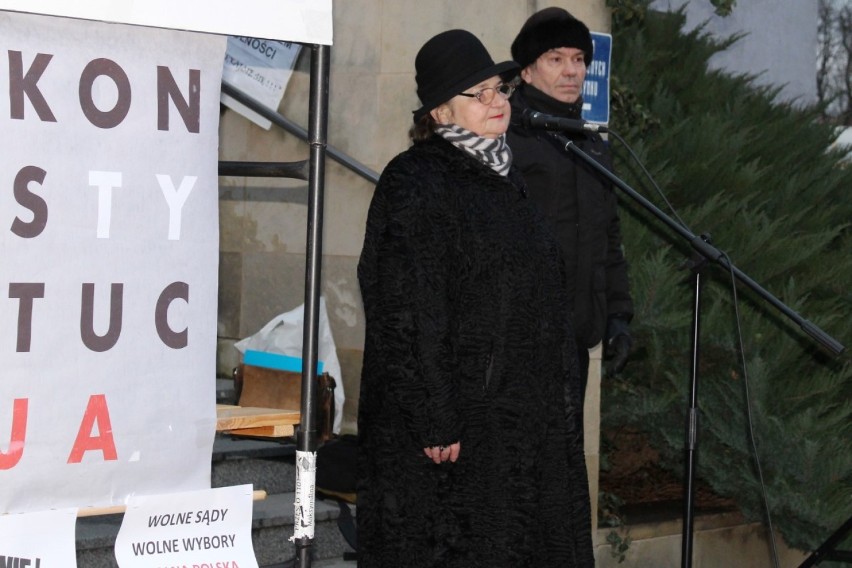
[604,317,632,377]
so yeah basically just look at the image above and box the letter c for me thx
[156,281,188,349]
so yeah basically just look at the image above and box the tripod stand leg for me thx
[681,259,705,568]
[798,515,852,568]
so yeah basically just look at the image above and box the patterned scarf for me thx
[435,124,513,176]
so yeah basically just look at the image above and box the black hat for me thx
[413,29,519,122]
[511,7,593,69]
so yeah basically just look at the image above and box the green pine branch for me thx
[602,3,852,553]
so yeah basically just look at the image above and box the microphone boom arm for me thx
[552,133,844,355]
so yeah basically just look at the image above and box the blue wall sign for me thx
[582,32,612,125]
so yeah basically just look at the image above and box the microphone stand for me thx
[547,132,845,568]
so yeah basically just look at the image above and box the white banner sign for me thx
[0,0,333,44]
[114,485,258,568]
[0,11,224,513]
[0,508,78,566]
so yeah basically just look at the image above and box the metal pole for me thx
[293,42,329,568]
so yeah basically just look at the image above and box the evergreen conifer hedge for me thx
[603,1,852,554]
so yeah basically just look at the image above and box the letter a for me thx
[0,398,28,470]
[68,394,118,463]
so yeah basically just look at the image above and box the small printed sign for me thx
[114,485,258,568]
[291,451,317,540]
[221,37,303,129]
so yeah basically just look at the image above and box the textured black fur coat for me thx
[357,135,593,567]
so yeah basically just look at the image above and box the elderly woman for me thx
[357,29,593,567]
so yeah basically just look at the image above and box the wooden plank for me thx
[216,404,300,432]
[76,490,268,517]
[225,424,295,438]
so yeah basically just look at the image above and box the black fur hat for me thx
[511,7,593,69]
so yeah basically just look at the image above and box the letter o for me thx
[79,58,132,129]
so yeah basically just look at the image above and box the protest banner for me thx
[0,10,223,513]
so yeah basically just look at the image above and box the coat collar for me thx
[414,135,526,195]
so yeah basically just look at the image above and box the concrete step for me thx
[212,435,298,495]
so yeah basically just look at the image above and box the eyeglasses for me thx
[458,82,515,105]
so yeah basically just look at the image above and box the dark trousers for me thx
[574,346,590,433]
[577,345,590,399]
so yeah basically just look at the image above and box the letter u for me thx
[80,283,123,352]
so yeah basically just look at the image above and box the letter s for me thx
[11,166,48,238]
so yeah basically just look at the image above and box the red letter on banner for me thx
[0,398,29,470]
[68,394,118,463]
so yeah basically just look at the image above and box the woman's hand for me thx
[423,441,461,464]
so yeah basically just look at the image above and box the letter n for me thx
[157,66,200,132]
[68,394,117,463]
[0,398,28,469]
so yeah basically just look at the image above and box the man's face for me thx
[521,47,587,104]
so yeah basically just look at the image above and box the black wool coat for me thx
[357,135,593,568]
[508,89,633,349]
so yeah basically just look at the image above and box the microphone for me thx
[515,108,608,134]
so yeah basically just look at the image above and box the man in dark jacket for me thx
[507,7,634,391]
